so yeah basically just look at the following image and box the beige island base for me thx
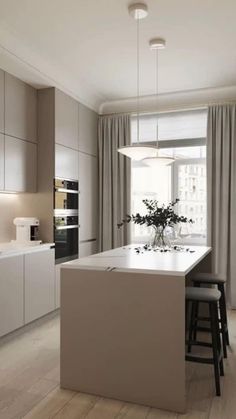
[60,245,211,413]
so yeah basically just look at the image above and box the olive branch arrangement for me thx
[118,198,194,232]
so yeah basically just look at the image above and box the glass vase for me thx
[151,226,171,248]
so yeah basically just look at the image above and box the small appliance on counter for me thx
[13,217,42,245]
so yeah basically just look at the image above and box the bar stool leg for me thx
[185,300,189,334]
[188,301,196,353]
[218,283,229,346]
[218,297,227,358]
[209,302,221,396]
[193,282,200,341]
[193,301,199,341]
[215,303,224,377]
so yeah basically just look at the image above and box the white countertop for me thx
[62,244,211,276]
[0,242,55,259]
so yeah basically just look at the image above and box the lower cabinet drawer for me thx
[0,255,24,337]
[24,249,55,324]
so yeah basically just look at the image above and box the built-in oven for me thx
[54,178,78,211]
[54,213,79,263]
[54,178,79,263]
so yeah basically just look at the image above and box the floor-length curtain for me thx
[207,104,236,307]
[98,114,131,251]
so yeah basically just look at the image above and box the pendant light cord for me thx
[137,15,140,143]
[156,48,159,148]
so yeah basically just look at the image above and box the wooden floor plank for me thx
[22,387,75,419]
[83,397,125,419]
[52,393,99,419]
[115,403,149,419]
[0,311,235,419]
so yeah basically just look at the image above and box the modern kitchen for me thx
[0,1,236,418]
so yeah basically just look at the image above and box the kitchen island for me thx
[60,245,211,413]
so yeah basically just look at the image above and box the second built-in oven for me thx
[54,214,78,263]
[54,178,79,263]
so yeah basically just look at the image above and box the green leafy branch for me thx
[118,198,194,230]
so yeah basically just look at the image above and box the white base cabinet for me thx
[0,248,55,338]
[24,249,55,323]
[55,264,61,309]
[79,241,97,258]
[0,255,24,337]
[0,134,4,190]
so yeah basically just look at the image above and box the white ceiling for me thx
[0,0,236,111]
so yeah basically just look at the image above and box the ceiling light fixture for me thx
[118,3,160,161]
[142,38,175,167]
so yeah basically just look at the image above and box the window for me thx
[131,109,207,245]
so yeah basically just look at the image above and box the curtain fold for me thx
[98,114,131,251]
[207,104,236,307]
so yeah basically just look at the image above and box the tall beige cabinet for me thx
[78,103,98,257]
[0,70,37,192]
[37,88,98,308]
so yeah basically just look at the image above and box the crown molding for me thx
[0,25,105,112]
[99,85,236,115]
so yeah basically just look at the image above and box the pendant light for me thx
[142,38,175,167]
[118,3,160,161]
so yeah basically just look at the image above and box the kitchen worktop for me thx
[62,244,211,276]
[0,242,55,259]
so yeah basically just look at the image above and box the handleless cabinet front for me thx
[24,249,55,323]
[55,143,78,180]
[55,89,79,150]
[5,72,37,143]
[78,104,97,156]
[0,255,24,337]
[79,152,98,241]
[4,136,37,192]
[0,134,4,190]
[0,69,4,134]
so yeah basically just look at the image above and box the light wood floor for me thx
[0,311,235,419]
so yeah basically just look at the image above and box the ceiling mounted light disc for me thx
[142,156,175,167]
[118,145,159,161]
[128,3,148,19]
[149,38,166,50]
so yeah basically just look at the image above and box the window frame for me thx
[130,137,207,246]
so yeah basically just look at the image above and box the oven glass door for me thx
[54,224,78,263]
[54,191,78,210]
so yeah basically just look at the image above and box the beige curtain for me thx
[207,104,236,307]
[98,114,131,251]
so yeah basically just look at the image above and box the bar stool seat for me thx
[190,272,229,357]
[191,272,226,285]
[186,287,221,302]
[185,286,224,396]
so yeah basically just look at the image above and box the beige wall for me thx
[0,193,19,241]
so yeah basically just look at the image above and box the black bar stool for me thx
[191,272,229,358]
[185,286,224,396]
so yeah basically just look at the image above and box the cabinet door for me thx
[55,143,78,180]
[0,70,4,133]
[0,255,24,337]
[5,136,37,192]
[55,264,61,309]
[55,89,79,150]
[0,134,4,190]
[79,152,98,241]
[78,104,97,156]
[24,249,55,324]
[79,240,97,258]
[5,72,37,143]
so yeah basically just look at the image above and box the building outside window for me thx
[131,109,207,245]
